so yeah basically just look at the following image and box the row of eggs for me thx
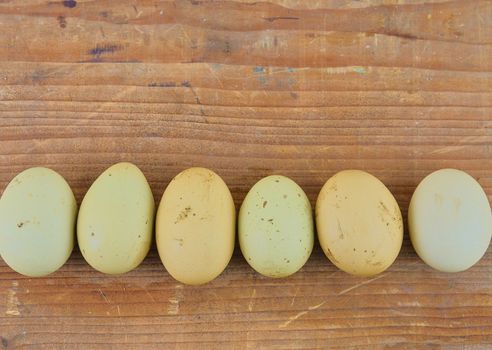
[0,163,491,285]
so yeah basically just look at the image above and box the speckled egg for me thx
[239,175,313,278]
[0,167,77,276]
[316,170,403,276]
[77,162,154,274]
[409,169,492,272]
[156,167,235,285]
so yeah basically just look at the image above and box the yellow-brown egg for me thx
[316,170,403,276]
[156,167,235,285]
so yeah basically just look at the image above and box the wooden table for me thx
[1,0,491,348]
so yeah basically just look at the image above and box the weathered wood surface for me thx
[0,0,491,349]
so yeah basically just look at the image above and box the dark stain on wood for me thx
[263,16,300,22]
[62,0,77,8]
[148,82,177,87]
[385,31,420,41]
[89,44,122,57]
[1,336,8,348]
[57,15,66,28]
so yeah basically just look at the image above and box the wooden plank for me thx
[0,0,491,348]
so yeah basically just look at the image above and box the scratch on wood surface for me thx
[134,26,144,35]
[98,289,110,304]
[207,63,224,89]
[84,86,137,119]
[245,330,251,350]
[8,139,51,161]
[161,23,178,36]
[5,281,20,316]
[374,33,380,47]
[252,67,310,77]
[290,286,299,306]
[279,301,326,328]
[252,66,368,77]
[337,274,387,296]
[116,304,121,316]
[143,288,156,303]
[233,90,247,102]
[429,135,489,155]
[179,24,194,47]
[248,288,256,312]
[390,308,414,317]
[168,284,184,315]
[324,66,368,74]
[429,144,468,155]
[397,300,421,307]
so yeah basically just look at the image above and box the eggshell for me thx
[77,162,154,274]
[156,167,235,285]
[239,175,313,278]
[409,169,492,272]
[316,170,403,276]
[0,167,77,276]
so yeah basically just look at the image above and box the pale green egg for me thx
[239,175,313,278]
[409,169,492,272]
[77,162,154,274]
[0,167,77,277]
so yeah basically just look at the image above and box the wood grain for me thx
[0,0,491,349]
